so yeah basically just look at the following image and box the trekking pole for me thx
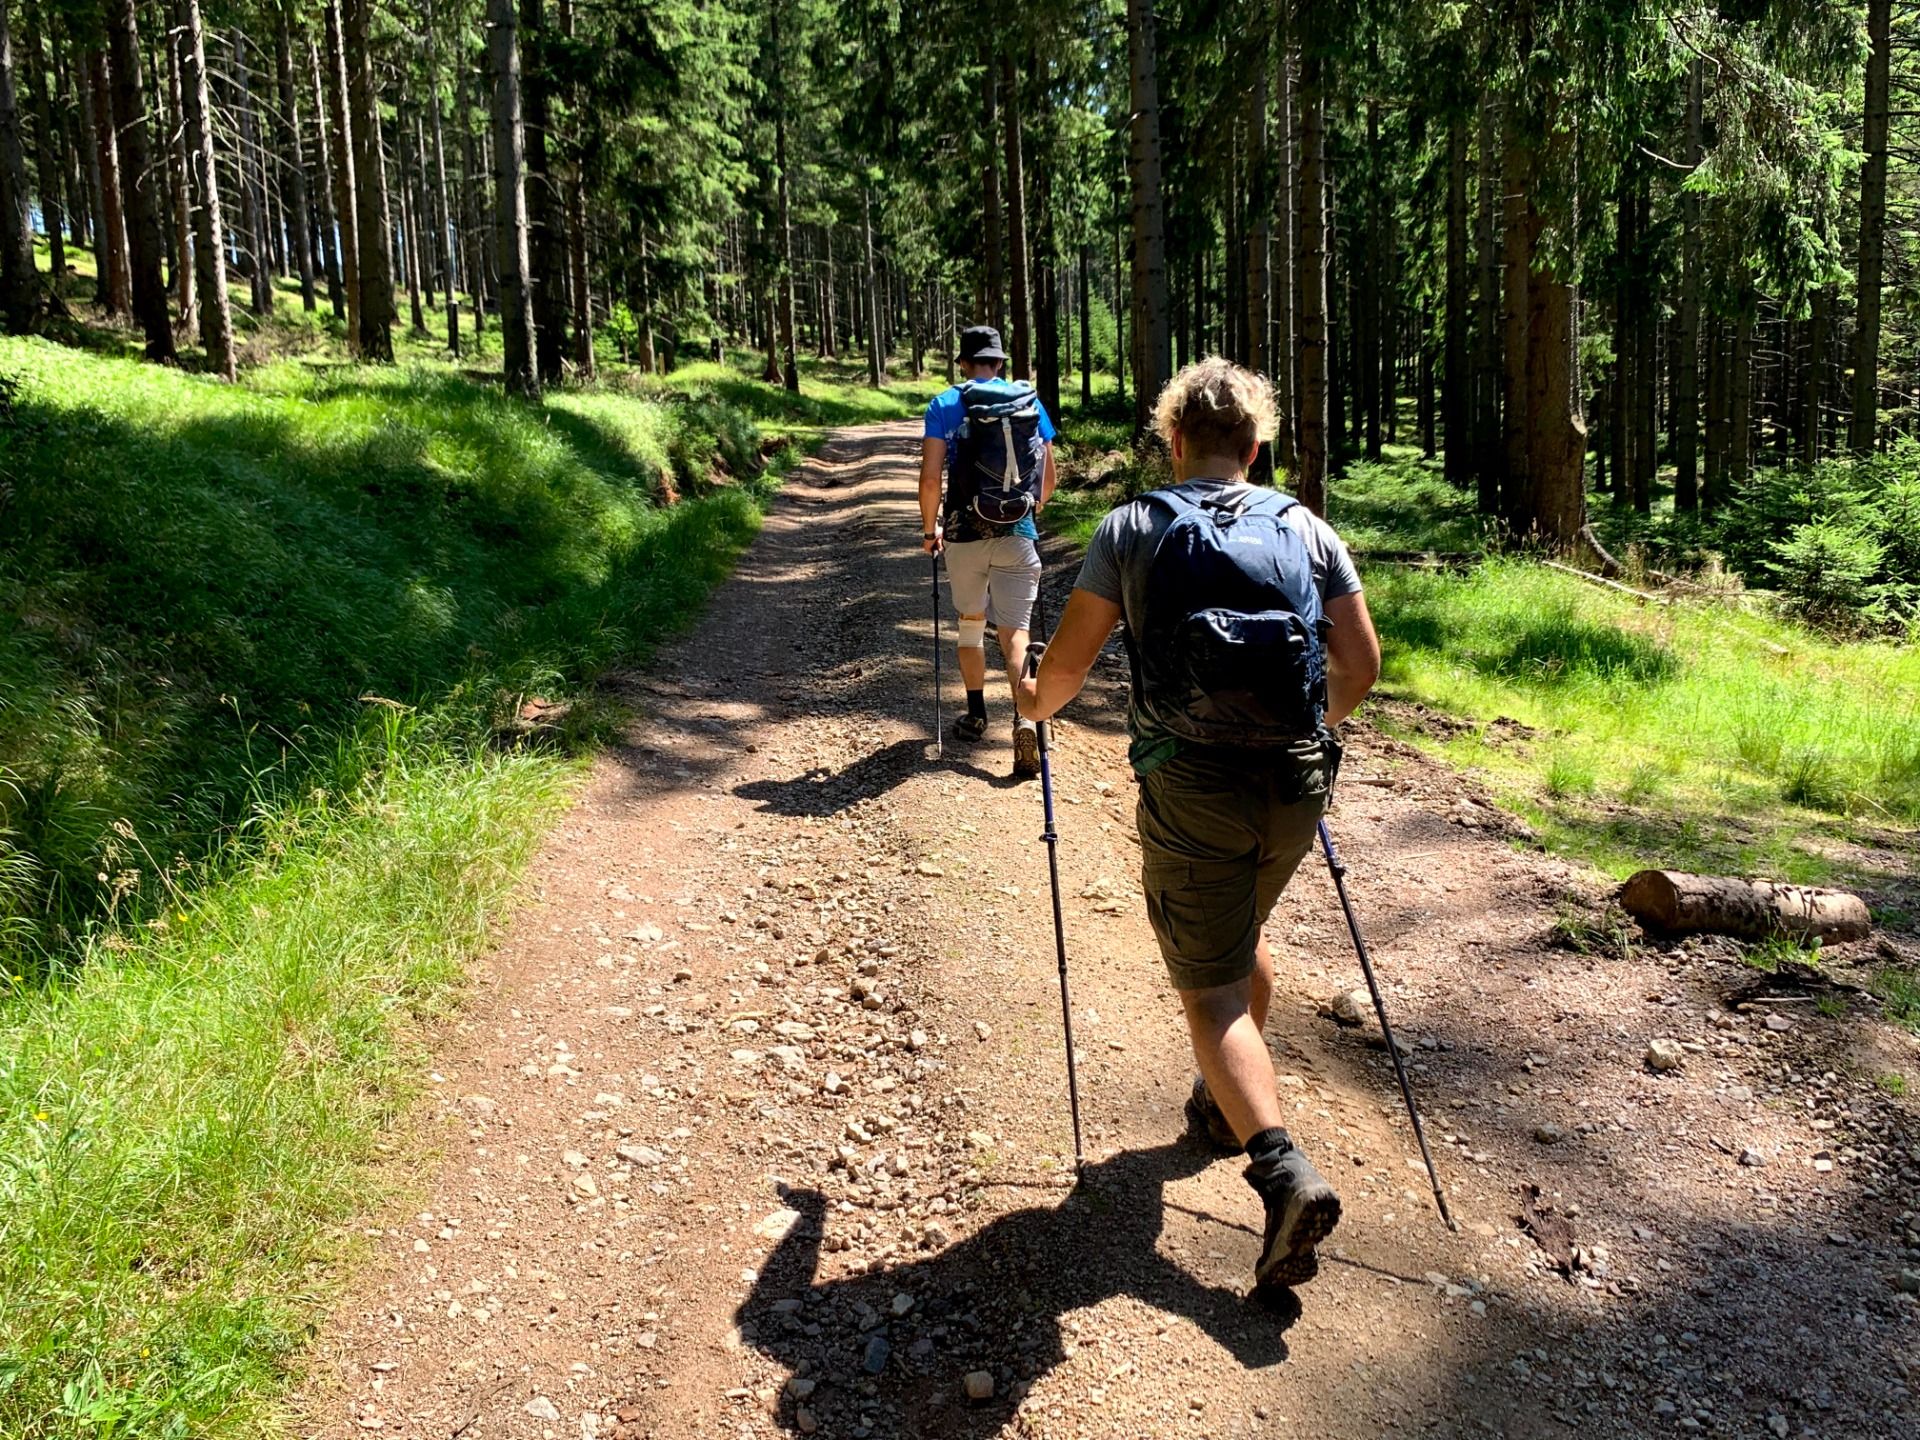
[1316,819,1457,1233]
[1027,643,1086,1180]
[931,549,943,760]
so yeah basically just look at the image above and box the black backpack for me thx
[949,380,1046,528]
[1126,486,1329,747]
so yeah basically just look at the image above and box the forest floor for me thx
[292,423,1919,1440]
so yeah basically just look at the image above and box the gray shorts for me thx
[945,536,1041,634]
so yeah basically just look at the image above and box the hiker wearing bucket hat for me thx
[918,325,1060,779]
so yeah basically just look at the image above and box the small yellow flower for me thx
[33,1112,49,1123]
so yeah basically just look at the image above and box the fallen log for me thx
[1620,869,1872,944]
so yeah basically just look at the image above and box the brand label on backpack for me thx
[1127,487,1329,748]
[950,380,1045,530]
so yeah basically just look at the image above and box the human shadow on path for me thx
[736,1140,1296,1437]
[734,738,1030,817]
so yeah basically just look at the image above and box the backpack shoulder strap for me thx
[1139,487,1200,518]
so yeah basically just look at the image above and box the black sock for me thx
[966,689,987,721]
[1245,1127,1293,1163]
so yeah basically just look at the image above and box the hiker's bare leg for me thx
[1000,626,1030,693]
[1180,977,1286,1144]
[1250,938,1274,1034]
[957,613,987,690]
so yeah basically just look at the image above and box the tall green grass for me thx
[0,340,772,964]
[0,717,573,1437]
[1364,556,1920,878]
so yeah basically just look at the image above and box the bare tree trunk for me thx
[1703,315,1725,510]
[458,54,485,338]
[173,0,231,378]
[86,52,131,317]
[1034,162,1059,415]
[1112,220,1126,402]
[772,0,798,394]
[1795,288,1820,465]
[1473,92,1502,511]
[557,0,588,376]
[1360,94,1381,460]
[1500,117,1532,522]
[1729,297,1752,487]
[343,0,392,360]
[1078,241,1092,405]
[308,54,341,317]
[20,0,62,294]
[274,8,316,312]
[980,45,1003,336]
[160,15,195,337]
[1526,246,1587,544]
[862,184,883,386]
[232,33,272,317]
[1848,0,1890,454]
[322,0,360,350]
[0,0,37,330]
[820,224,836,357]
[1293,35,1328,513]
[486,0,536,396]
[1001,50,1030,379]
[520,0,563,380]
[1244,38,1270,377]
[1443,111,1469,483]
[398,124,427,336]
[1125,0,1169,435]
[1673,58,1701,512]
[426,1,460,354]
[1273,31,1295,472]
[105,0,173,359]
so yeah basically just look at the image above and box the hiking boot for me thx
[951,712,987,743]
[1184,1075,1243,1153]
[1011,719,1041,778]
[1246,1136,1342,1294]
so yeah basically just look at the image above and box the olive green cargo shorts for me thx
[1137,739,1338,992]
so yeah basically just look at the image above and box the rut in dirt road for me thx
[297,423,1918,1440]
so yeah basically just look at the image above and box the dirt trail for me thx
[295,424,1918,1440]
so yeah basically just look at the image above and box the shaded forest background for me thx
[0,3,1914,613]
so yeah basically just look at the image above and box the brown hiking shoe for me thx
[1012,720,1040,778]
[1185,1075,1242,1153]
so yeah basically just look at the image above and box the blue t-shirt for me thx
[924,380,1057,543]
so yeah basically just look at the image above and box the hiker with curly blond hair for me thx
[1016,356,1381,1302]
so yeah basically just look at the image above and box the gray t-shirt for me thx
[1075,478,1363,772]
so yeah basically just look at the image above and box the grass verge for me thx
[0,718,573,1437]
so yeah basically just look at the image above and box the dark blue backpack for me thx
[1129,486,1329,747]
[951,380,1046,528]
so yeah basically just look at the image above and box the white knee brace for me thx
[956,615,987,650]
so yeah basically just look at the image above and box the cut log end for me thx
[1620,869,1872,945]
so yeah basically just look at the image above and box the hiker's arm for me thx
[1017,588,1121,722]
[918,439,945,553]
[1323,590,1381,728]
[1037,443,1057,510]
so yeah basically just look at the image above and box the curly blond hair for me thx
[1151,356,1277,460]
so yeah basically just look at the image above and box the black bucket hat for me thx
[956,325,1008,363]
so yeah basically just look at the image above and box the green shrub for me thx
[1768,518,1889,630]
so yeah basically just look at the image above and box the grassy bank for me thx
[0,324,916,1434]
[0,723,570,1436]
